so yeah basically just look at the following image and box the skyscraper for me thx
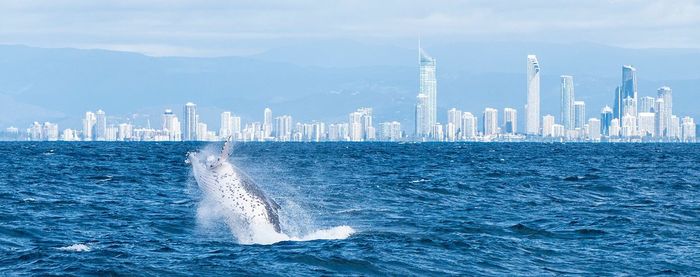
[610,118,621,137]
[573,101,586,130]
[95,109,107,141]
[379,121,401,141]
[163,109,181,141]
[526,55,541,135]
[600,106,613,136]
[638,112,656,137]
[657,86,672,137]
[613,86,623,120]
[274,115,293,141]
[117,123,133,141]
[621,65,638,118]
[82,111,96,141]
[349,108,373,142]
[482,108,499,136]
[418,46,437,138]
[621,114,637,138]
[183,102,197,141]
[196,122,208,141]
[415,94,429,138]
[669,115,680,139]
[503,108,517,134]
[681,117,696,142]
[263,108,272,138]
[447,108,462,137]
[560,75,575,130]
[588,118,601,141]
[231,116,241,139]
[655,98,666,139]
[220,111,233,138]
[358,107,374,141]
[461,112,477,139]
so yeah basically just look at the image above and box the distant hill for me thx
[0,42,698,131]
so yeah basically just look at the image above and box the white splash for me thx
[58,243,91,252]
[189,140,355,245]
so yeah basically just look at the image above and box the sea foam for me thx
[58,243,91,252]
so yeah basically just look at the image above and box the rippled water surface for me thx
[1,142,699,275]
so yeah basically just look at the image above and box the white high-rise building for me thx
[359,108,374,141]
[162,109,181,141]
[445,122,457,142]
[681,116,696,142]
[328,123,349,142]
[183,102,197,141]
[263,108,273,139]
[483,108,499,136]
[43,122,59,141]
[274,115,293,141]
[560,75,575,130]
[82,111,96,141]
[105,126,118,141]
[526,55,541,135]
[542,115,555,137]
[29,122,42,141]
[379,121,402,141]
[196,122,209,141]
[118,123,133,141]
[573,101,586,130]
[654,99,666,139]
[415,94,429,138]
[669,115,680,139]
[461,112,477,140]
[640,96,656,113]
[447,108,462,137]
[231,116,241,140]
[503,108,517,134]
[220,111,233,138]
[348,108,374,142]
[62,129,77,141]
[349,111,363,142]
[610,118,621,137]
[552,124,565,138]
[95,109,107,141]
[657,86,673,137]
[432,123,444,141]
[587,118,601,141]
[637,112,656,137]
[621,114,637,138]
[418,46,437,138]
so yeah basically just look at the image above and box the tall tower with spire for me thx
[526,55,541,135]
[417,43,437,138]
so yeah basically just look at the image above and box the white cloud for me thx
[0,0,699,56]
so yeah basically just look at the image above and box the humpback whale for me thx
[187,138,282,238]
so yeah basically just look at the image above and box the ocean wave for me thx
[58,243,91,252]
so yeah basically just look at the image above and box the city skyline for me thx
[4,46,697,143]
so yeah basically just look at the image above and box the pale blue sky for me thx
[1,0,699,56]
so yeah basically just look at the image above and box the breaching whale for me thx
[187,138,282,238]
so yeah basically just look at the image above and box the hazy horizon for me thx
[0,1,698,139]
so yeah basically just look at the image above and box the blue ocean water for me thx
[1,142,699,275]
